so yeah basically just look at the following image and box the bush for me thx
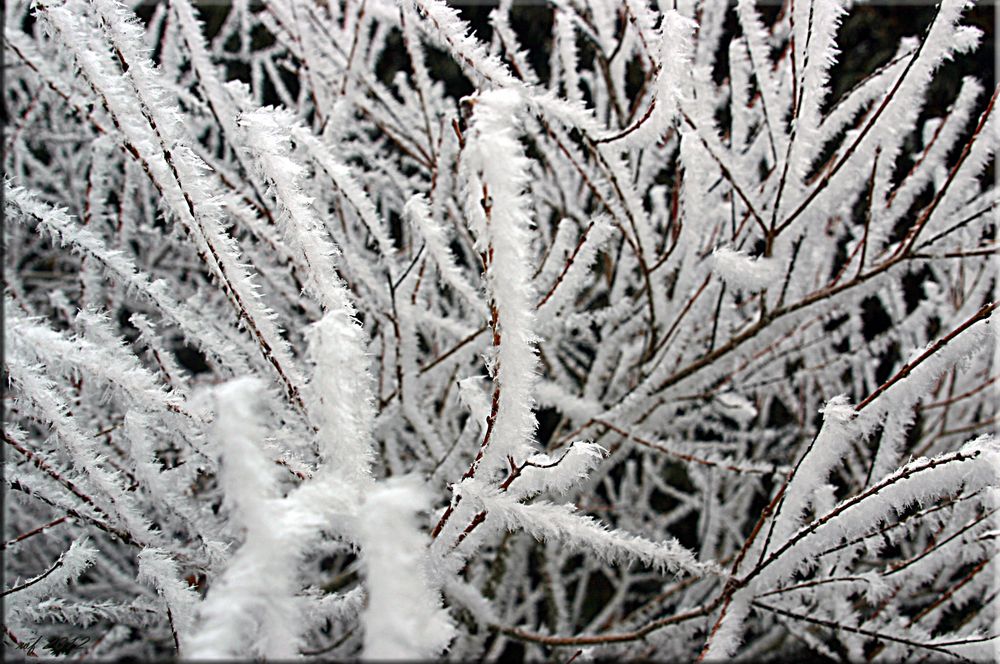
[4,0,997,660]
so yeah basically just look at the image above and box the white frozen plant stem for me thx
[359,476,455,659]
[186,378,311,660]
[457,88,541,480]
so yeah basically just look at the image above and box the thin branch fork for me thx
[645,273,713,362]
[536,220,600,309]
[827,147,880,288]
[701,368,992,657]
[764,0,815,253]
[756,300,996,569]
[745,447,986,591]
[855,300,998,411]
[432,183,502,541]
[535,116,644,260]
[7,481,139,552]
[813,491,981,560]
[292,6,435,167]
[705,314,824,396]
[581,135,660,357]
[905,557,991,628]
[493,601,717,647]
[594,419,777,475]
[3,431,106,518]
[897,84,999,257]
[884,506,999,578]
[644,265,884,401]
[2,552,67,598]
[596,97,659,145]
[920,374,998,410]
[751,600,983,659]
[453,444,588,549]
[914,199,998,252]
[68,44,307,411]
[605,563,725,631]
[775,3,942,237]
[640,247,979,414]
[679,110,769,237]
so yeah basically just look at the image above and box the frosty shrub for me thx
[3,0,999,660]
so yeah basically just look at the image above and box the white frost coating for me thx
[359,476,455,660]
[554,10,582,104]
[305,311,377,486]
[9,306,187,428]
[441,577,500,627]
[711,246,781,294]
[6,0,998,658]
[879,77,983,246]
[469,489,714,578]
[713,392,759,424]
[754,437,1000,591]
[311,586,367,628]
[187,378,314,660]
[457,375,492,436]
[403,194,485,315]
[4,184,242,369]
[136,548,200,655]
[505,442,607,500]
[534,378,603,422]
[5,353,154,540]
[615,11,696,148]
[289,122,396,261]
[4,538,96,608]
[237,106,356,314]
[787,0,848,183]
[210,379,279,528]
[171,0,241,140]
[537,216,615,323]
[734,0,785,157]
[870,318,994,482]
[535,217,586,296]
[920,88,998,244]
[771,395,859,548]
[41,0,303,401]
[460,88,540,476]
[409,0,519,89]
[700,593,751,661]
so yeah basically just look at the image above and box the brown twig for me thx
[2,516,70,550]
[751,600,976,658]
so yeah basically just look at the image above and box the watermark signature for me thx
[13,634,91,656]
